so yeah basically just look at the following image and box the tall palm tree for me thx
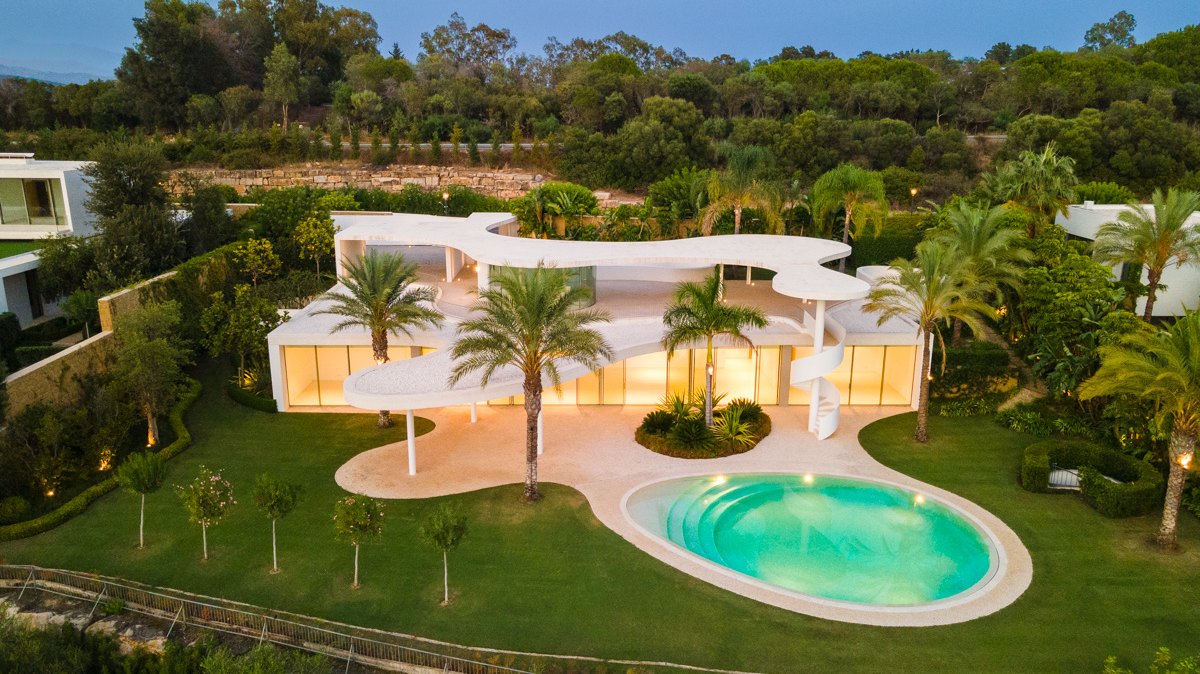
[811,163,889,272]
[1079,311,1200,549]
[1092,188,1200,321]
[316,250,443,428]
[865,241,992,442]
[931,201,1032,342]
[450,264,612,502]
[984,142,1078,237]
[662,269,768,426]
[699,145,783,236]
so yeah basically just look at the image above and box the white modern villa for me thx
[267,211,926,470]
[1057,201,1200,317]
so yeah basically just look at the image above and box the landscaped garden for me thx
[1,363,1197,673]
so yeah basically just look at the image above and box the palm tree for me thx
[662,269,768,426]
[984,143,1078,237]
[699,145,783,236]
[1079,311,1200,549]
[450,264,612,502]
[1092,188,1200,321]
[811,163,889,272]
[865,241,992,442]
[931,201,1032,342]
[316,250,443,427]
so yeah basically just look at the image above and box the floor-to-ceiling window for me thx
[789,345,916,406]
[0,178,66,226]
[284,345,421,407]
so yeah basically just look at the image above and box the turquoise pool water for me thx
[625,473,996,606]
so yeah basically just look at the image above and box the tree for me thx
[984,143,1078,237]
[662,269,768,426]
[316,250,442,427]
[811,164,889,272]
[450,264,612,501]
[419,504,468,605]
[333,494,385,588]
[112,301,191,447]
[699,145,782,236]
[176,465,236,561]
[114,451,167,549]
[1084,11,1137,50]
[1080,310,1200,549]
[61,289,101,338]
[263,43,299,129]
[253,473,303,573]
[35,235,95,302]
[294,212,337,275]
[1092,189,1200,321]
[233,238,281,288]
[201,284,285,384]
[865,241,992,442]
[83,141,169,220]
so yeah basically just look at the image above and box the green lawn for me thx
[0,241,41,259]
[2,378,1198,673]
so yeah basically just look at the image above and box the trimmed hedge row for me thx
[0,378,201,542]
[1020,439,1164,518]
[226,382,278,413]
[848,212,934,268]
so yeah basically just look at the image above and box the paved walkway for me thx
[335,405,1032,627]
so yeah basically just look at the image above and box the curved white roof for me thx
[334,212,870,303]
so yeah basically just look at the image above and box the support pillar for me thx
[808,300,826,433]
[477,263,489,290]
[470,402,478,423]
[444,247,456,282]
[746,266,752,285]
[406,410,417,476]
[537,410,544,456]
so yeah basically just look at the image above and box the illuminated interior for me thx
[284,345,432,407]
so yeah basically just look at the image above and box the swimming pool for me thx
[624,473,998,607]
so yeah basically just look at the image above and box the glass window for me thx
[386,345,411,362]
[849,346,885,405]
[601,362,624,405]
[667,350,690,396]
[692,350,709,398]
[882,345,917,405]
[348,346,375,373]
[23,180,55,224]
[0,179,28,225]
[757,346,780,405]
[719,347,757,401]
[625,352,666,404]
[788,346,813,405]
[284,347,319,407]
[577,370,601,405]
[315,346,350,405]
[827,346,853,402]
[49,180,65,225]
[544,378,577,405]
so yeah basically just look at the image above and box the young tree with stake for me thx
[176,466,236,561]
[333,495,385,588]
[114,451,166,550]
[253,474,303,574]
[420,504,468,605]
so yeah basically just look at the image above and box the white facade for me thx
[268,212,923,451]
[1056,202,1200,317]
[0,153,94,240]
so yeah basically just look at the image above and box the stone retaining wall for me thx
[173,164,640,207]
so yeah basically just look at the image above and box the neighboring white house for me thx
[267,211,924,472]
[0,153,94,240]
[1056,201,1200,318]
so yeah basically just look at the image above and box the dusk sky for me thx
[1,0,1197,80]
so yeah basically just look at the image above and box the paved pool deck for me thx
[335,405,1033,627]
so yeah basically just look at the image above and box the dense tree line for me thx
[1,8,1199,194]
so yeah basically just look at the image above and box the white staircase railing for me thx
[790,309,848,440]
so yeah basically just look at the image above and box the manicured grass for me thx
[0,241,40,259]
[2,385,1198,672]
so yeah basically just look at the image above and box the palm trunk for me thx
[138,493,145,549]
[1157,427,1194,549]
[442,550,449,604]
[915,330,932,443]
[202,524,208,561]
[704,338,715,427]
[271,519,278,573]
[837,208,852,273]
[951,318,964,345]
[352,542,360,588]
[522,375,543,502]
[1143,268,1162,322]
[282,103,289,131]
[146,411,159,447]
[372,331,393,428]
[733,205,742,235]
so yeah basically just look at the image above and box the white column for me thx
[477,263,489,290]
[745,266,752,285]
[808,299,826,433]
[406,410,417,476]
[470,402,478,423]
[537,410,544,456]
[444,247,455,282]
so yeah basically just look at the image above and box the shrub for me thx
[848,212,934,268]
[712,407,756,448]
[934,395,1004,417]
[723,398,763,423]
[930,340,1013,399]
[666,415,716,452]
[1075,181,1135,205]
[639,409,675,436]
[656,391,698,421]
[226,382,278,412]
[995,404,1053,436]
[1020,439,1164,516]
[13,344,67,368]
[0,496,30,524]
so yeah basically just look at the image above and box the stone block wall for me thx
[6,332,114,413]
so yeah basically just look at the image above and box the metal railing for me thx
[0,565,531,674]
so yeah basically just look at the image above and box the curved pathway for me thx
[335,405,1032,627]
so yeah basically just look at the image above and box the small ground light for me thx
[914,494,926,505]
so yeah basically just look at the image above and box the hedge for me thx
[930,340,1014,399]
[847,212,934,268]
[13,344,68,368]
[226,382,278,413]
[1020,439,1164,518]
[0,377,201,542]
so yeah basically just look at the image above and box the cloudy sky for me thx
[1,0,1196,81]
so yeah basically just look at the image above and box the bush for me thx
[930,340,1014,398]
[0,312,20,355]
[13,344,67,368]
[19,316,81,343]
[226,382,277,413]
[1020,439,1164,517]
[667,415,717,452]
[724,398,763,423]
[0,496,30,524]
[848,212,934,268]
[933,395,1004,417]
[1075,181,1135,204]
[995,403,1053,436]
[639,409,675,436]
